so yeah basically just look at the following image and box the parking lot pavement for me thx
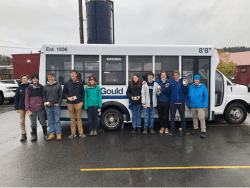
[0,101,14,114]
[1,111,250,187]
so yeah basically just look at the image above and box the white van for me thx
[39,44,250,131]
[0,79,18,105]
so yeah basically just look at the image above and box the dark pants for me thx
[170,103,187,133]
[157,102,170,128]
[87,106,99,130]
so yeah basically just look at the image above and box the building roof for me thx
[229,51,250,65]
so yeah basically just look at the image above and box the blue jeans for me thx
[46,106,61,135]
[143,104,155,128]
[170,103,187,133]
[132,104,142,128]
[87,106,99,130]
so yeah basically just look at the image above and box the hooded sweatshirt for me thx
[43,81,63,107]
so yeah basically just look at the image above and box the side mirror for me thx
[230,76,235,82]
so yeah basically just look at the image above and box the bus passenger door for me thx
[182,56,211,120]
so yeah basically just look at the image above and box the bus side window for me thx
[215,71,224,106]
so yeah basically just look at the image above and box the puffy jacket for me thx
[156,79,171,102]
[25,84,44,112]
[187,83,208,108]
[166,78,189,104]
[63,78,84,104]
[43,81,63,107]
[14,83,30,110]
[84,82,102,109]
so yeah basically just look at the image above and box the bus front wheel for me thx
[100,108,123,131]
[224,103,247,124]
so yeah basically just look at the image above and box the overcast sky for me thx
[0,0,249,56]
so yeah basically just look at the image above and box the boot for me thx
[137,127,141,134]
[42,126,48,139]
[132,128,136,134]
[143,128,148,135]
[20,134,27,142]
[31,128,37,142]
[46,134,55,141]
[201,132,206,138]
[90,130,94,136]
[191,129,198,135]
[150,127,155,134]
[56,133,62,141]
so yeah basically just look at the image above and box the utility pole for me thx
[79,0,84,44]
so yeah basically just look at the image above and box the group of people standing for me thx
[126,70,208,138]
[14,69,102,142]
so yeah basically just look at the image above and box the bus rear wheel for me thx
[101,108,123,131]
[224,103,247,124]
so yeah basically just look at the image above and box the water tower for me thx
[86,0,114,44]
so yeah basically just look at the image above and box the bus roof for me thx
[41,44,216,56]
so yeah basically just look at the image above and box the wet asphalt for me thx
[0,105,250,187]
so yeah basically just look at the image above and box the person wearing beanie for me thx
[63,69,86,139]
[187,74,208,138]
[14,74,30,141]
[25,73,48,141]
[84,75,102,136]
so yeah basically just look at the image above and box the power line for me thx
[0,46,39,49]
[0,39,35,48]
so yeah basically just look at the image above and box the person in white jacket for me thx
[141,72,161,134]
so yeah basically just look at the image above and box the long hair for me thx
[130,75,142,88]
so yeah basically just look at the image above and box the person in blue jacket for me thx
[156,71,171,134]
[14,74,30,141]
[166,70,190,136]
[187,75,208,138]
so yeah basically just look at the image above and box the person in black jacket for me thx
[43,72,63,141]
[63,69,86,139]
[14,74,30,141]
[126,75,142,134]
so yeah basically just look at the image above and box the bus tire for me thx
[224,103,247,124]
[0,93,4,105]
[100,108,123,131]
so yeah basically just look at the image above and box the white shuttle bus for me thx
[39,44,250,131]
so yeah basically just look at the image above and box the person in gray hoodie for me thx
[43,72,63,141]
[141,72,161,134]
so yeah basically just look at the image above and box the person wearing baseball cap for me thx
[84,75,102,136]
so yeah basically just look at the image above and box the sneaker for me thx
[90,130,94,136]
[68,134,76,139]
[20,134,27,142]
[137,127,141,134]
[79,133,86,138]
[165,128,169,133]
[201,132,206,138]
[191,129,198,135]
[143,128,148,135]
[93,130,97,136]
[46,134,55,141]
[56,133,62,141]
[159,127,164,133]
[185,132,190,136]
[150,128,155,134]
[132,128,136,134]
[169,132,173,136]
[44,134,48,140]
